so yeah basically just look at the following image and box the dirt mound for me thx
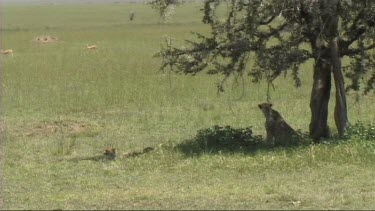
[34,35,59,43]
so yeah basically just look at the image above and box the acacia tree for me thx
[156,0,375,142]
[148,0,181,22]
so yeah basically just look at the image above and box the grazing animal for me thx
[258,103,300,147]
[129,11,135,21]
[86,44,97,50]
[1,49,13,57]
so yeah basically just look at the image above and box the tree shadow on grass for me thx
[175,125,312,157]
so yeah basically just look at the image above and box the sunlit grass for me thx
[1,2,375,210]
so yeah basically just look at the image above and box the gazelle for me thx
[1,49,13,57]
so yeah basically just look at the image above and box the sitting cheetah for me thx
[258,103,301,147]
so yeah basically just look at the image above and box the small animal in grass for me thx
[68,147,117,162]
[1,49,13,57]
[103,147,117,160]
[123,147,155,158]
[258,102,301,147]
[86,44,97,50]
[69,146,154,163]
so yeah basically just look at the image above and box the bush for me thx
[176,125,263,155]
[346,121,375,141]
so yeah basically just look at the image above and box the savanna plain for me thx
[1,2,375,210]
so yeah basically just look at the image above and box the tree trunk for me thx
[330,37,349,137]
[309,0,348,141]
[310,58,331,142]
[325,0,349,137]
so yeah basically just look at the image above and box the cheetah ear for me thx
[258,104,262,109]
[269,103,273,107]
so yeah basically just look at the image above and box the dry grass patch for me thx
[33,35,59,44]
[15,119,102,138]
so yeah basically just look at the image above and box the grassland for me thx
[1,2,375,210]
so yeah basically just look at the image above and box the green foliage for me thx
[346,121,375,141]
[176,125,312,156]
[176,123,315,156]
[156,0,375,93]
[147,0,181,22]
[177,125,263,155]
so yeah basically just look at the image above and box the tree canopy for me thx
[155,0,375,141]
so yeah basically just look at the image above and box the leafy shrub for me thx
[346,121,375,140]
[177,125,263,155]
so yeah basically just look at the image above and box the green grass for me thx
[1,2,375,210]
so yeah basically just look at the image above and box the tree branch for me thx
[347,7,366,34]
[339,3,373,53]
[342,43,375,57]
[256,23,288,39]
[259,15,277,25]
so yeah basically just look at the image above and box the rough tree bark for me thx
[309,0,348,141]
[331,38,349,137]
[325,0,348,137]
[310,58,331,141]
[326,0,349,137]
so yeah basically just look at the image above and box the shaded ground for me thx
[176,125,311,157]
